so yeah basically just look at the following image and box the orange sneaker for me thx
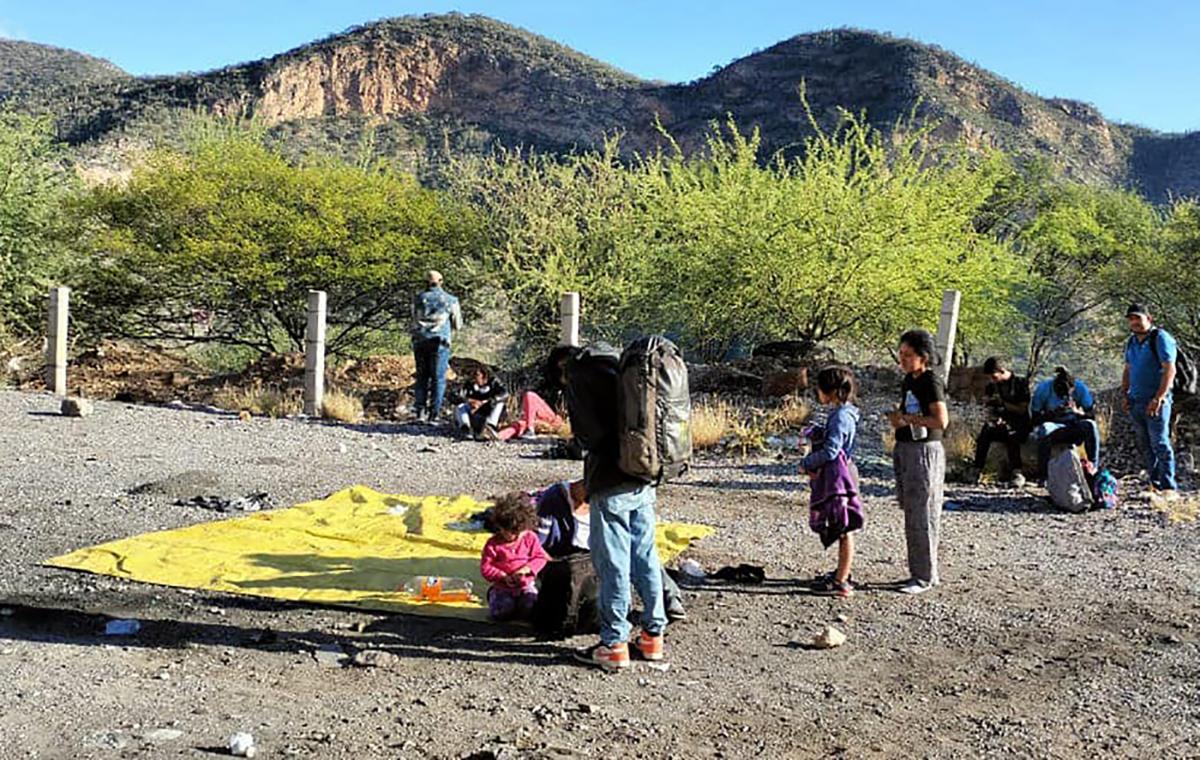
[573,641,630,672]
[632,631,665,662]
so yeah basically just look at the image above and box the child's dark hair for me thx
[1052,366,1075,397]
[488,492,538,536]
[899,329,938,363]
[815,365,858,404]
[982,356,1009,375]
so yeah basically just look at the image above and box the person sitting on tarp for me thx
[533,479,687,621]
[1031,366,1101,481]
[454,366,509,440]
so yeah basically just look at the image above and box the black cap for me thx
[1125,302,1149,318]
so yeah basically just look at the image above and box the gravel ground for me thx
[2,388,1199,759]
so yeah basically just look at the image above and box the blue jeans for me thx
[412,339,450,419]
[589,483,666,645]
[1129,396,1177,490]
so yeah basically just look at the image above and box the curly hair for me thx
[488,492,538,536]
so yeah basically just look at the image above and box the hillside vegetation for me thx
[2,14,1198,199]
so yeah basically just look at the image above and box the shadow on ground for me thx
[0,599,572,668]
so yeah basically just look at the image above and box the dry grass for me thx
[691,400,735,450]
[1150,492,1200,523]
[1095,404,1112,445]
[762,398,812,435]
[729,417,767,457]
[943,421,978,463]
[212,381,303,418]
[321,388,364,423]
[535,416,572,439]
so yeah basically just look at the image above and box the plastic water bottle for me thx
[402,576,475,603]
[904,391,927,441]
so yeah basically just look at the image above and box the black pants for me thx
[974,422,1029,473]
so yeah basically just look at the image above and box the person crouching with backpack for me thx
[1122,303,1181,496]
[801,366,864,598]
[560,344,668,672]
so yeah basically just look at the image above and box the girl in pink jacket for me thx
[480,493,550,621]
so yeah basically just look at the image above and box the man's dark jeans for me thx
[1035,418,1101,479]
[412,338,450,420]
[974,421,1029,474]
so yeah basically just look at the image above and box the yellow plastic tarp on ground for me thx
[45,486,714,621]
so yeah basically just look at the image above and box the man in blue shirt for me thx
[1121,303,1178,493]
[410,270,463,422]
[1030,366,1100,482]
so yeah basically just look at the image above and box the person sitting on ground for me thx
[495,390,565,441]
[969,356,1032,486]
[800,365,863,599]
[495,345,577,442]
[454,366,509,440]
[534,479,687,620]
[1031,366,1101,481]
[479,493,550,622]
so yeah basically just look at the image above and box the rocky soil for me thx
[1,388,1198,759]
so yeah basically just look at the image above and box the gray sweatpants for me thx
[893,441,946,585]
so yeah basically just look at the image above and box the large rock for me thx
[60,397,94,417]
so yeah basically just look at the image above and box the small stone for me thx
[228,731,256,757]
[351,649,398,668]
[156,671,170,680]
[337,442,348,454]
[61,397,94,417]
[835,613,848,624]
[812,625,847,649]
[142,728,183,743]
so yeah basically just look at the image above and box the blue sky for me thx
[1,0,1197,133]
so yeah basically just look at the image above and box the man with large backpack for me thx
[1122,303,1191,496]
[410,270,462,423]
[561,337,690,672]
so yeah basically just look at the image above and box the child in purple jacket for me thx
[801,366,863,598]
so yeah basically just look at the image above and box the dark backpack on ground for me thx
[617,336,692,484]
[1137,328,1198,396]
[530,553,599,639]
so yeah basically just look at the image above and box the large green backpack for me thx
[617,336,692,485]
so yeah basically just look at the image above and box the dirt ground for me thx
[1,388,1198,759]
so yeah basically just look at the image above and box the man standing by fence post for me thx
[1122,303,1178,496]
[410,270,462,423]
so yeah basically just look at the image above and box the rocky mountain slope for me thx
[3,14,1197,199]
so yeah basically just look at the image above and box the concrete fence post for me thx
[303,290,327,417]
[559,292,581,347]
[46,286,70,396]
[935,290,962,384]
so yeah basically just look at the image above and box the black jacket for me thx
[563,344,638,496]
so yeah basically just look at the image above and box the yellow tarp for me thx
[45,486,713,621]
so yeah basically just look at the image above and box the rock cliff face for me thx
[4,15,1197,200]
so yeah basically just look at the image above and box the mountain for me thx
[0,38,129,100]
[1,14,1196,200]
